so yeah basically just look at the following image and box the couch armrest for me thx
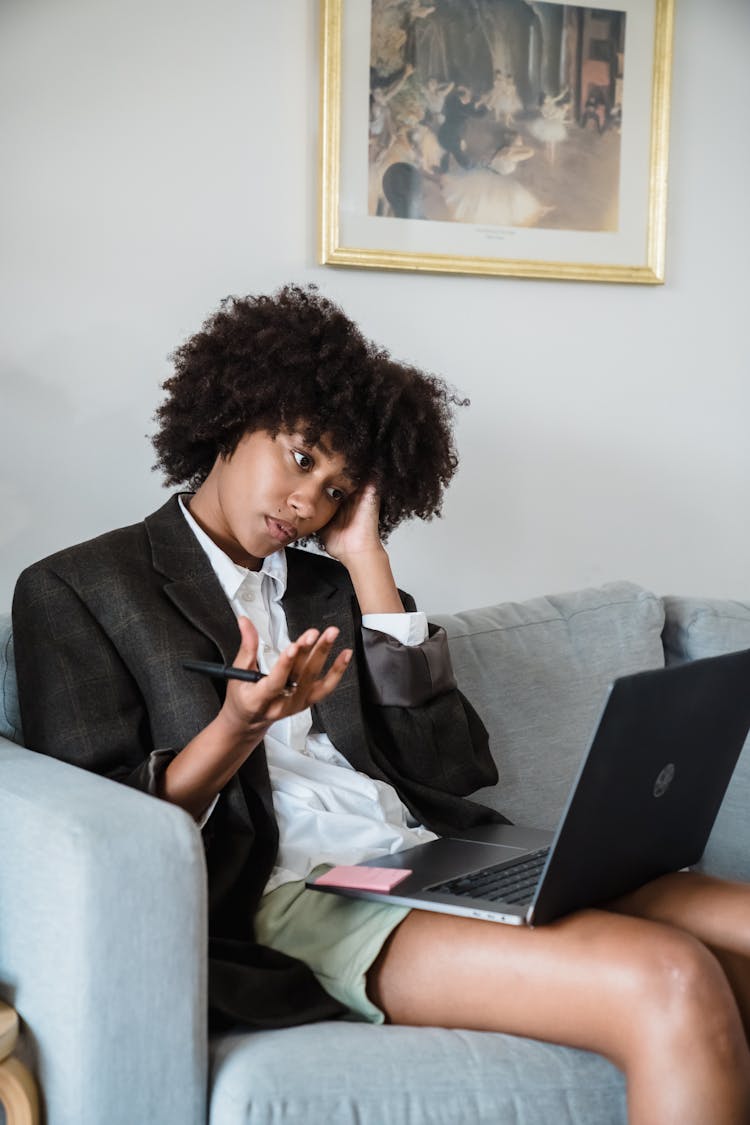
[0,740,208,1125]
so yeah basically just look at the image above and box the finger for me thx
[306,649,353,705]
[258,629,324,701]
[260,661,350,730]
[354,483,380,524]
[349,482,378,513]
[282,629,321,687]
[262,639,301,695]
[257,625,343,707]
[234,616,261,669]
[299,643,350,703]
[271,646,351,712]
[292,626,341,686]
[295,628,321,652]
[265,628,341,706]
[282,627,333,679]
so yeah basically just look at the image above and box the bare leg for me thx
[368,907,750,1125]
[611,870,750,1041]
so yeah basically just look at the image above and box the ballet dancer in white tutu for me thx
[479,71,523,127]
[529,89,571,164]
[441,133,552,228]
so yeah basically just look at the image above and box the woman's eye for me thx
[292,450,313,471]
[326,486,346,503]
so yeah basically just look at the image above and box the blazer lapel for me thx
[283,548,387,779]
[145,495,240,662]
[144,495,270,838]
[282,547,352,648]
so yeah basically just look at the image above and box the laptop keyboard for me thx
[427,847,550,906]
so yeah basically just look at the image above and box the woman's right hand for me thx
[219,616,352,737]
[162,618,352,819]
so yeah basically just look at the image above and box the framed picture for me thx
[319,0,674,283]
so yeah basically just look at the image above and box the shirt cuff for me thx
[196,792,220,829]
[361,611,428,647]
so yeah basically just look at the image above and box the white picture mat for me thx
[336,0,658,268]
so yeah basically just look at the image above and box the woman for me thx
[13,286,750,1123]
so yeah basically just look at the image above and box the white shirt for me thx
[179,498,438,893]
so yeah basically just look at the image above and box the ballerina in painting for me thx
[441,133,551,228]
[369,64,415,158]
[479,71,523,127]
[528,88,571,165]
[422,77,454,128]
[411,122,445,174]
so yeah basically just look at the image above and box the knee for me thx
[644,929,721,1002]
[628,928,742,1055]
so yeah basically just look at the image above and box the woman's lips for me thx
[265,516,297,543]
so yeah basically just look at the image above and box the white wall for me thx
[1,0,748,614]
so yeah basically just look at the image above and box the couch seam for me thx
[443,595,662,642]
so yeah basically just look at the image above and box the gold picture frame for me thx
[319,0,674,283]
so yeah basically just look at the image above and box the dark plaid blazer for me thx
[12,495,504,1029]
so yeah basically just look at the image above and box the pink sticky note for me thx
[313,865,413,892]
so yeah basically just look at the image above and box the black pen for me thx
[182,659,298,695]
[182,659,266,683]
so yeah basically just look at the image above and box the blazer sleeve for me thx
[12,563,176,796]
[358,594,498,799]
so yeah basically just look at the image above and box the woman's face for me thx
[189,429,356,569]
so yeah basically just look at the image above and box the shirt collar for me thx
[178,494,288,602]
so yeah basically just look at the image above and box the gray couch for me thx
[1,581,749,1125]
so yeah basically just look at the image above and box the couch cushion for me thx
[662,596,750,665]
[662,597,750,882]
[432,582,665,829]
[209,1022,626,1125]
[0,612,22,744]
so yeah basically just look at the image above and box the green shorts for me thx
[255,866,411,1023]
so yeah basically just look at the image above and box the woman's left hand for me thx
[320,483,384,566]
[321,484,404,614]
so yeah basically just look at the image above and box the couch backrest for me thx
[5,587,749,878]
[2,583,666,802]
[432,581,666,829]
[0,612,22,744]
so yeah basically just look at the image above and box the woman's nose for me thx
[288,484,319,520]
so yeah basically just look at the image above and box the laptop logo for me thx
[653,763,676,798]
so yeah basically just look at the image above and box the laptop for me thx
[306,648,750,926]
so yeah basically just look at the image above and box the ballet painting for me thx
[320,0,674,282]
[367,0,624,232]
